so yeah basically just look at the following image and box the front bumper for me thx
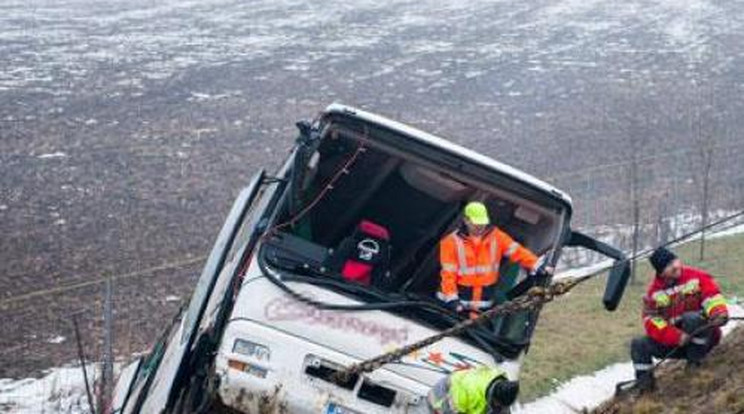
[215,319,430,414]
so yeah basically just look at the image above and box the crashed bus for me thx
[111,103,630,414]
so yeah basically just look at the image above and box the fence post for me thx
[72,313,96,414]
[101,277,114,413]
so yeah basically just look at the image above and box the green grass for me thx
[519,232,744,402]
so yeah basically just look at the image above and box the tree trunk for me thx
[699,149,713,261]
[631,161,640,283]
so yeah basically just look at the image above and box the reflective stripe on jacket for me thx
[438,227,538,309]
[428,367,508,414]
[642,266,728,346]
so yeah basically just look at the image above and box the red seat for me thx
[336,220,391,286]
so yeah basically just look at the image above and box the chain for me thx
[332,275,592,383]
[332,209,744,384]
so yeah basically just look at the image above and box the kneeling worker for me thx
[437,201,549,316]
[630,247,729,392]
[427,366,519,414]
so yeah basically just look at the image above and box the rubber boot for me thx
[635,372,657,394]
[685,359,703,372]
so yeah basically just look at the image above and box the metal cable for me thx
[614,316,744,395]
[332,209,744,382]
[0,255,206,308]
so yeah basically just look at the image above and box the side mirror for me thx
[566,231,630,311]
[603,259,631,311]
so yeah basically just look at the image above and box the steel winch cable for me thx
[332,209,744,383]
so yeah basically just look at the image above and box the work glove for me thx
[444,300,464,313]
[530,255,555,278]
[709,313,729,327]
[531,263,554,278]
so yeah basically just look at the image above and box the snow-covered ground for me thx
[709,223,744,240]
[0,365,96,414]
[2,222,742,413]
[2,0,742,97]
[557,209,744,273]
[7,306,743,414]
[2,0,742,409]
[514,303,744,414]
[520,212,744,411]
[513,362,634,414]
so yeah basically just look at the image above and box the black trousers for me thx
[630,312,716,380]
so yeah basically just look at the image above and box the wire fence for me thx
[551,142,744,268]
[1,134,743,412]
[0,254,201,414]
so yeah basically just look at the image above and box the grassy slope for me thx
[519,232,744,402]
[594,326,744,414]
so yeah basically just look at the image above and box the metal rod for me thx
[102,277,114,413]
[72,314,96,414]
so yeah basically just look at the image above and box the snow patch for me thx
[709,223,744,240]
[0,365,95,414]
[514,362,634,414]
[464,70,485,79]
[560,209,744,271]
[188,91,234,102]
[47,336,66,344]
[554,258,614,281]
[36,152,68,159]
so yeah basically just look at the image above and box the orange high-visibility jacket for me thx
[438,227,538,310]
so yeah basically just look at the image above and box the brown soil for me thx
[593,326,744,414]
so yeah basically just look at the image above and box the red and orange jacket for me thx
[642,266,728,346]
[438,226,538,310]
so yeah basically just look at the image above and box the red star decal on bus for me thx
[427,351,444,365]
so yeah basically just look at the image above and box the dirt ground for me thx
[3,0,744,383]
[593,326,744,414]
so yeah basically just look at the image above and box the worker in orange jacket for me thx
[630,247,729,393]
[437,201,550,316]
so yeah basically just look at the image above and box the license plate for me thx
[324,402,361,414]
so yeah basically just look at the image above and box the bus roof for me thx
[323,103,573,209]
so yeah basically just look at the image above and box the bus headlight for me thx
[233,339,271,363]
